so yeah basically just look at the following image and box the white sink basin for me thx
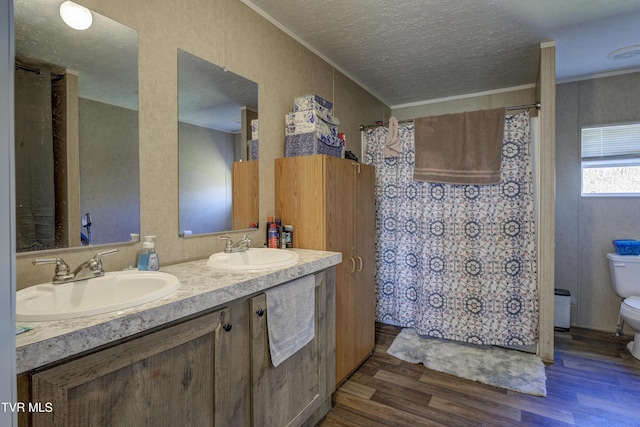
[16,271,180,321]
[207,248,299,270]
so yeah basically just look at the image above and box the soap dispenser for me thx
[137,235,159,271]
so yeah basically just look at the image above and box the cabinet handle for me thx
[356,256,363,272]
[349,257,356,274]
[223,323,232,332]
[256,308,265,317]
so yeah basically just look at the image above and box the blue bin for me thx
[612,240,640,255]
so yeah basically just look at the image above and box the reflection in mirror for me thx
[14,0,140,252]
[178,49,259,236]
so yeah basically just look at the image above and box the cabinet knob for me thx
[356,256,363,272]
[349,257,356,274]
[256,308,265,317]
[223,323,232,332]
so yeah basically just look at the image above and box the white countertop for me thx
[16,248,341,374]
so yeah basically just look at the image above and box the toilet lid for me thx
[624,297,640,311]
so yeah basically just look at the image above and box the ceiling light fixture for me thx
[607,45,640,61]
[59,1,93,30]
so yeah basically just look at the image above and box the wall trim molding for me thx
[390,84,536,110]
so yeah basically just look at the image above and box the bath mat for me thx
[387,328,547,397]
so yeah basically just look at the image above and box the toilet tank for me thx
[607,253,640,298]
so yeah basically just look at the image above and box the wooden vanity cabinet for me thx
[21,304,248,427]
[250,269,335,426]
[18,269,336,427]
[275,155,375,386]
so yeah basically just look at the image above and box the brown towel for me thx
[413,107,505,185]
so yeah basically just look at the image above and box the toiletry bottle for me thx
[275,217,282,248]
[138,235,159,271]
[268,223,279,248]
[137,242,149,271]
[147,235,159,270]
[283,225,294,248]
[266,216,275,245]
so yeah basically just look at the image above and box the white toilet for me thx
[607,253,640,360]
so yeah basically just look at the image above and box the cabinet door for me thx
[324,156,358,385]
[275,155,326,249]
[354,163,376,365]
[250,273,333,427]
[29,306,248,427]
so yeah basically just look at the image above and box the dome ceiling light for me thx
[59,1,93,30]
[607,45,640,61]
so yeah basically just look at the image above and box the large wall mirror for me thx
[178,49,259,236]
[14,0,139,252]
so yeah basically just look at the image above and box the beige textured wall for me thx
[178,122,234,234]
[556,71,640,333]
[15,0,387,289]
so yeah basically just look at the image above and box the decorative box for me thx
[248,139,259,160]
[284,132,344,158]
[293,94,333,113]
[251,119,259,140]
[285,110,340,137]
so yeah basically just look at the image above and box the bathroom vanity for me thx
[16,249,340,427]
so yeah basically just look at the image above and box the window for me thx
[581,122,640,196]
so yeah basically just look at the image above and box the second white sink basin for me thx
[16,270,180,322]
[207,248,299,270]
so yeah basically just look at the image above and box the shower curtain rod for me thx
[15,63,42,75]
[359,102,541,130]
[15,63,65,80]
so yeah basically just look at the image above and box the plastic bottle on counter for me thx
[137,235,159,271]
[268,223,279,248]
[266,216,275,245]
[275,218,282,248]
[282,225,294,248]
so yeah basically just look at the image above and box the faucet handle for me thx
[218,236,234,252]
[90,248,120,274]
[242,228,258,239]
[241,229,257,245]
[32,258,74,283]
[95,248,119,262]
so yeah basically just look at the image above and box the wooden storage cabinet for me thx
[275,155,375,385]
[18,270,335,427]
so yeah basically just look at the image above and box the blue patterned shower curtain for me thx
[362,112,538,346]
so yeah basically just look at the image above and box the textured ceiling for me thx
[243,0,640,107]
[15,0,640,125]
[14,0,258,132]
[178,49,258,133]
[15,0,138,110]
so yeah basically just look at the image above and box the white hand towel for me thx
[265,275,315,367]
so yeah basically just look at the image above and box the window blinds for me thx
[582,123,640,160]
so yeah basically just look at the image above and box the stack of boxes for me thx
[284,94,344,158]
[248,119,259,160]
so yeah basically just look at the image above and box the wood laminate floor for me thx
[318,323,640,426]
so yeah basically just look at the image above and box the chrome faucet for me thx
[218,229,256,253]
[33,248,119,284]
